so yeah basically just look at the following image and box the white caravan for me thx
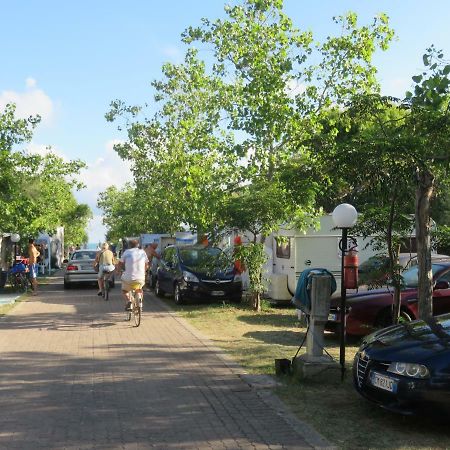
[268,215,379,302]
[140,231,197,252]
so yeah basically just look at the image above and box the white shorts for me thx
[98,264,115,279]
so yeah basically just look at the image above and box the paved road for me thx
[0,276,333,450]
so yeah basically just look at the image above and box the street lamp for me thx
[332,203,357,380]
[10,233,20,263]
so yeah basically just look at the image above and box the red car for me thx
[326,262,450,336]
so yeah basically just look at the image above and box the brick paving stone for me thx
[0,276,335,450]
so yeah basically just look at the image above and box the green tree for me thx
[320,47,450,321]
[106,0,394,310]
[406,47,450,318]
[97,184,141,241]
[0,103,91,249]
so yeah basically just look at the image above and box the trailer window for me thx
[276,238,291,259]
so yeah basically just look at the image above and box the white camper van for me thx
[140,232,197,251]
[268,215,378,302]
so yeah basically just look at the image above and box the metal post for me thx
[340,227,348,381]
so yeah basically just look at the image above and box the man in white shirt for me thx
[118,239,149,311]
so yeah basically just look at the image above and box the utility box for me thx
[292,274,340,381]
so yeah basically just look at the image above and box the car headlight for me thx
[234,273,242,282]
[387,362,430,379]
[182,271,199,283]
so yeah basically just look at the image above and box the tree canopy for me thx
[0,103,92,248]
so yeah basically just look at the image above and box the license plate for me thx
[328,313,337,321]
[81,265,92,270]
[370,371,397,393]
[211,290,225,296]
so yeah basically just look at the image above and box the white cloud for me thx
[25,142,68,160]
[285,79,306,99]
[25,77,37,88]
[22,138,132,243]
[161,45,183,62]
[383,77,411,98]
[78,139,133,193]
[87,214,107,244]
[74,139,133,242]
[0,79,54,125]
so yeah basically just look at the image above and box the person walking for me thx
[94,242,116,296]
[144,242,160,263]
[27,238,40,295]
[117,239,148,311]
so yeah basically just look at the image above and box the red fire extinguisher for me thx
[344,248,359,289]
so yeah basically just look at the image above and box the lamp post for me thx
[332,204,357,380]
[10,233,20,263]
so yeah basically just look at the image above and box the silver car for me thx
[64,250,115,289]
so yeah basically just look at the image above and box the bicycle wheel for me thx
[13,274,26,292]
[22,275,29,293]
[132,291,141,327]
[104,275,109,301]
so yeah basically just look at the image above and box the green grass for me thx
[166,297,450,449]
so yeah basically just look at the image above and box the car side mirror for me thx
[434,280,450,290]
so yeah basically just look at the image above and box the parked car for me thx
[327,262,450,336]
[146,257,159,289]
[353,313,450,415]
[358,253,449,288]
[154,245,242,304]
[64,250,115,289]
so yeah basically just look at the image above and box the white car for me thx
[64,250,115,289]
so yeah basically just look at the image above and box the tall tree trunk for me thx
[252,292,261,312]
[392,245,402,323]
[387,189,402,324]
[415,168,434,319]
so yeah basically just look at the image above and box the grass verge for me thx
[165,296,450,449]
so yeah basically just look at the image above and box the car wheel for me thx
[174,283,184,305]
[155,278,165,297]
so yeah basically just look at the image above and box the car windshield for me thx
[402,263,448,288]
[179,247,223,269]
[72,251,97,260]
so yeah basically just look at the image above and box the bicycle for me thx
[101,269,113,301]
[7,263,31,293]
[125,287,143,327]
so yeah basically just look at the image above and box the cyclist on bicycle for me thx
[95,242,116,296]
[118,239,148,311]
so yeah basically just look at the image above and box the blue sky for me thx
[1,0,449,242]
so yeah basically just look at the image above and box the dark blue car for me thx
[154,245,243,304]
[353,313,450,415]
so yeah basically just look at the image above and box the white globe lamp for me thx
[332,203,358,229]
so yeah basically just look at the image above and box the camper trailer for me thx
[140,232,197,252]
[36,227,64,273]
[268,215,379,302]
